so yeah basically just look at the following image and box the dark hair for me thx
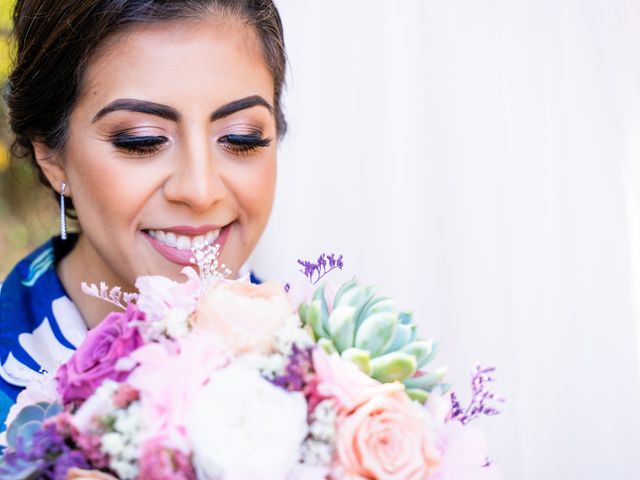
[6,0,287,214]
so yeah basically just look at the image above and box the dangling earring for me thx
[60,182,67,240]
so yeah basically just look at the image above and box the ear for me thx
[32,140,70,195]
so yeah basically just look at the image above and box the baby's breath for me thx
[190,241,231,288]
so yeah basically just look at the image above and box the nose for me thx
[162,136,225,212]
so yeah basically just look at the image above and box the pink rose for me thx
[193,280,293,354]
[127,332,231,436]
[425,392,502,480]
[313,348,397,412]
[430,422,502,480]
[336,385,441,480]
[135,267,202,324]
[56,304,144,404]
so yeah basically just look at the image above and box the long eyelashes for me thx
[110,133,272,157]
[218,134,272,155]
[111,134,166,157]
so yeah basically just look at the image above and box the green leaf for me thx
[383,323,415,354]
[328,305,357,352]
[44,402,63,419]
[366,297,396,316]
[406,388,429,403]
[370,351,417,383]
[400,339,439,368]
[403,366,448,391]
[306,300,328,339]
[341,347,372,375]
[398,311,413,325]
[7,404,45,447]
[298,303,308,324]
[318,338,337,355]
[312,284,331,335]
[355,312,398,357]
[332,279,358,308]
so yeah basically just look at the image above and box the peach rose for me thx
[193,280,293,355]
[65,468,117,480]
[336,384,441,480]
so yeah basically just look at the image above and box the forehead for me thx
[76,18,274,115]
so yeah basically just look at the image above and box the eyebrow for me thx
[92,95,273,123]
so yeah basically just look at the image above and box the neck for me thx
[57,234,134,329]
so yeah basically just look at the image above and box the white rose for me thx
[185,364,308,480]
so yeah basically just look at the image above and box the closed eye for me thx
[111,134,168,157]
[219,134,272,156]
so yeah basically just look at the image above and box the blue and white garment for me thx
[0,236,87,431]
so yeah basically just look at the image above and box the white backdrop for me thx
[253,1,640,478]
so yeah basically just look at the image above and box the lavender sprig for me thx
[297,253,344,285]
[450,365,505,425]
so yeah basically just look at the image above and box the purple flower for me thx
[450,365,505,425]
[0,423,90,480]
[297,253,344,285]
[56,304,145,404]
[273,344,315,392]
[52,450,92,480]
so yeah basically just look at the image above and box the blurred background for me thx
[2,0,640,478]
[254,0,640,479]
[0,0,58,279]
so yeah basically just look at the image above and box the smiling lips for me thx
[148,228,221,250]
[143,224,231,266]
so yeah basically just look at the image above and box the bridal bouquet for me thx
[0,246,503,480]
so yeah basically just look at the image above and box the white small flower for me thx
[121,443,139,461]
[186,363,308,480]
[275,315,314,356]
[114,403,142,436]
[309,400,338,442]
[301,400,338,467]
[110,459,139,480]
[96,379,119,397]
[301,438,334,466]
[72,380,119,433]
[101,432,126,456]
[237,351,287,379]
[100,400,143,480]
[164,308,191,338]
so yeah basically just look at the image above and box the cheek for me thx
[66,148,159,230]
[230,156,277,221]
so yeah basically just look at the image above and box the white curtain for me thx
[254,1,640,478]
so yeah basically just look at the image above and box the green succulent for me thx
[299,279,447,402]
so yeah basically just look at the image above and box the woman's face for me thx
[56,18,277,288]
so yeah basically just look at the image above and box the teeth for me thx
[206,229,221,243]
[148,228,222,250]
[176,235,191,250]
[165,232,177,248]
[193,235,205,247]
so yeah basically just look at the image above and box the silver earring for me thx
[60,182,67,240]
